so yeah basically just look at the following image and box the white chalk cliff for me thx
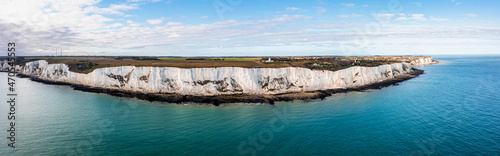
[12,58,438,96]
[410,57,436,66]
[0,60,10,71]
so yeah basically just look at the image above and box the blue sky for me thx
[1,0,499,56]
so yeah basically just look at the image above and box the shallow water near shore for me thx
[1,55,499,155]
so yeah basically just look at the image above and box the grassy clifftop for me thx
[15,56,426,74]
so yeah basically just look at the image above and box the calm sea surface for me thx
[1,55,499,155]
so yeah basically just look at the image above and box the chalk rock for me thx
[18,60,416,95]
[410,57,436,66]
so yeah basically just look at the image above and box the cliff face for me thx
[16,60,420,95]
[0,60,10,71]
[410,57,436,66]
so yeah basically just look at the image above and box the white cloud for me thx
[337,15,349,18]
[315,7,327,13]
[375,14,395,20]
[410,14,426,21]
[108,23,124,28]
[430,18,449,21]
[128,0,162,2]
[286,7,299,11]
[127,20,141,27]
[412,2,422,6]
[259,14,312,23]
[84,4,138,16]
[165,22,182,26]
[0,0,116,55]
[395,14,427,21]
[201,16,209,19]
[146,18,164,25]
[395,17,409,20]
[0,1,315,56]
[312,23,360,29]
[0,0,496,56]
[450,0,461,5]
[342,3,355,7]
[337,14,362,19]
[466,14,478,18]
[351,14,362,18]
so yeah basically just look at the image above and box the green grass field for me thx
[158,57,261,62]
[14,56,409,74]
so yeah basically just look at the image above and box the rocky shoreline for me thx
[17,68,424,106]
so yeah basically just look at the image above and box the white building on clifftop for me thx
[265,57,274,62]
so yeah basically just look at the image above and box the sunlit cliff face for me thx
[13,58,435,95]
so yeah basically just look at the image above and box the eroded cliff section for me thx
[11,57,435,104]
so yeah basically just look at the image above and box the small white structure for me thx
[265,57,274,62]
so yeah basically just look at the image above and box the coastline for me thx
[17,68,424,105]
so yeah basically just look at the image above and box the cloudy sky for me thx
[1,0,499,56]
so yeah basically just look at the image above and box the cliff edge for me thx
[6,57,436,104]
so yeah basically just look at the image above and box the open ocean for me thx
[1,55,499,155]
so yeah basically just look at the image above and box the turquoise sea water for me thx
[1,55,499,155]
